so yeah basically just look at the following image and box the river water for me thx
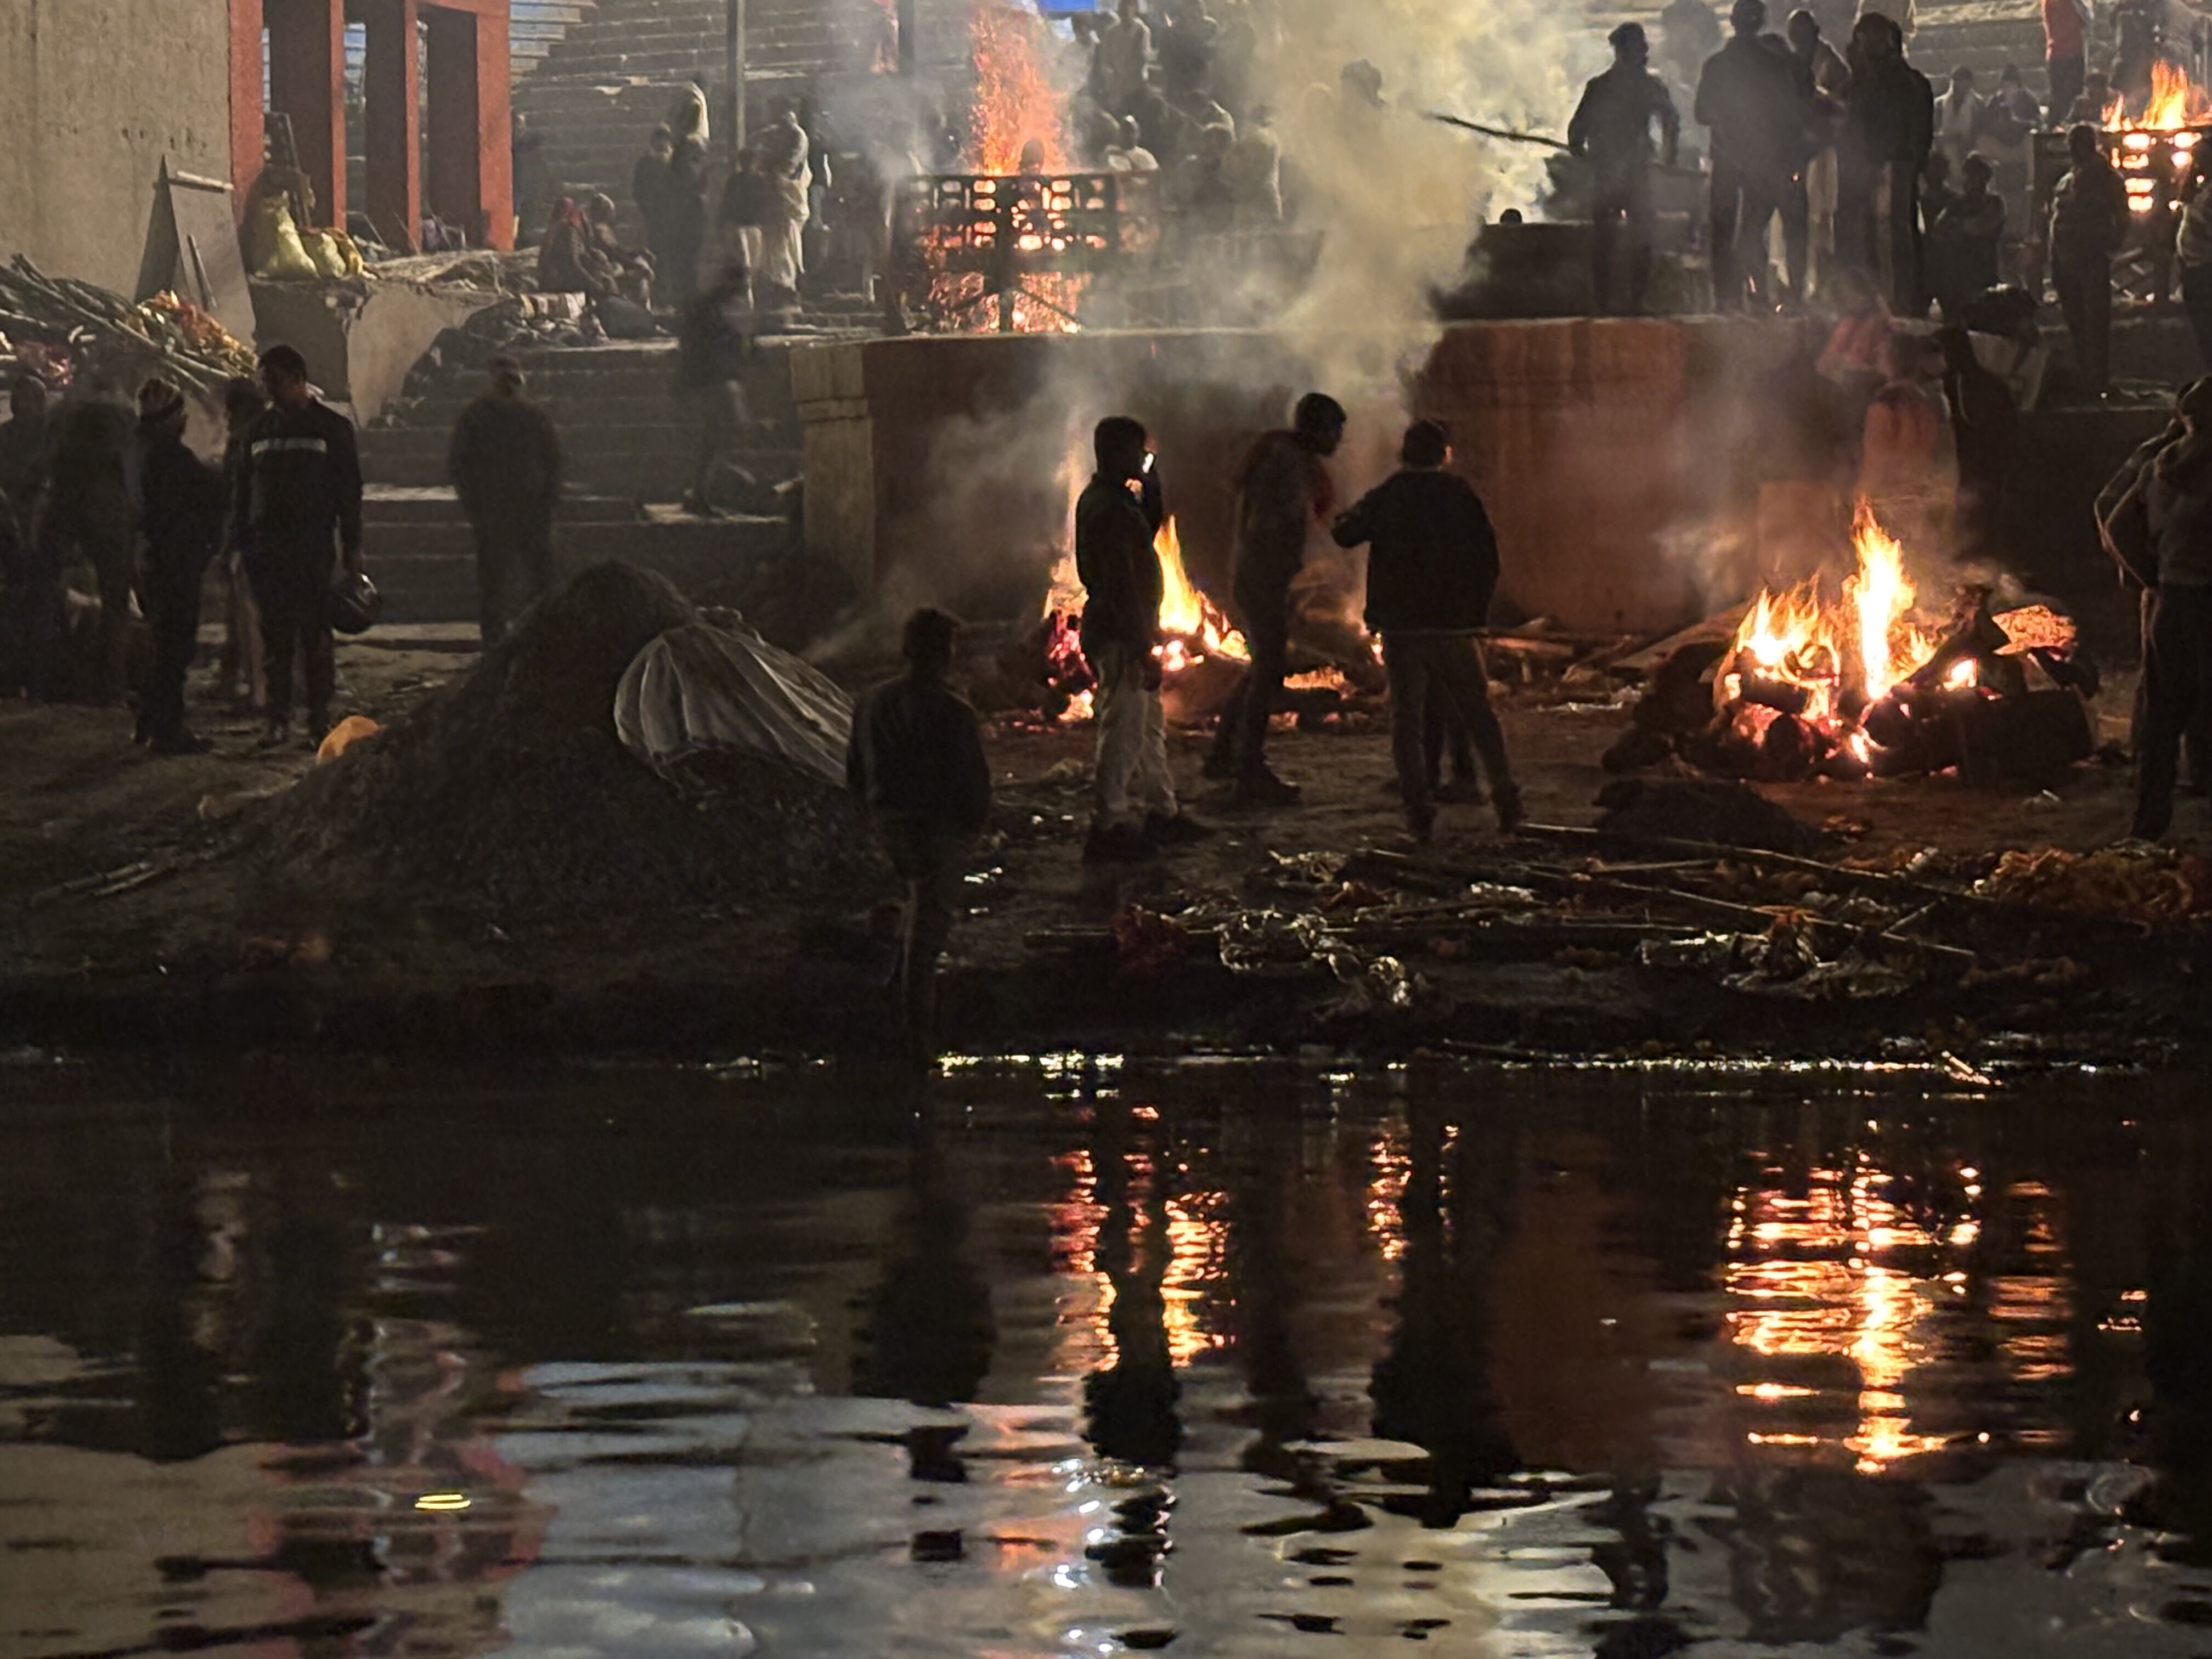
[2,1057,2210,1657]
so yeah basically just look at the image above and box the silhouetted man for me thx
[1838,13,1934,313]
[1078,416,1209,861]
[36,385,139,702]
[1697,0,1809,310]
[2050,122,2130,397]
[134,378,227,754]
[847,607,993,1056]
[230,344,363,747]
[1205,391,1345,805]
[1331,420,1523,842]
[0,374,48,545]
[1570,22,1683,315]
[448,356,563,646]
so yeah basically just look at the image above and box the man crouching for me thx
[1333,420,1525,843]
[847,607,993,1059]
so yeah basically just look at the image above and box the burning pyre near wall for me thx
[1039,517,1249,721]
[1616,503,2097,788]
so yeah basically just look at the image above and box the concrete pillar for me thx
[265,0,345,228]
[363,0,422,252]
[229,0,267,219]
[426,5,514,251]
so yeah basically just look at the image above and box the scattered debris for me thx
[1976,845,2212,924]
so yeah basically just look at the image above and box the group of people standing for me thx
[629,98,825,318]
[1572,0,1980,319]
[0,347,366,754]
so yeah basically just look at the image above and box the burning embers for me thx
[1618,502,2096,787]
[1040,517,1248,721]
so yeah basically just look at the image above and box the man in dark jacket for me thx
[847,607,994,1057]
[0,374,50,546]
[2116,379,2212,839]
[230,343,364,747]
[1331,421,1524,842]
[134,379,228,754]
[1696,0,1811,311]
[2050,123,2132,398]
[1203,391,1345,804]
[1076,415,1204,862]
[36,387,140,702]
[1838,13,1934,313]
[1569,22,1683,315]
[448,357,563,646]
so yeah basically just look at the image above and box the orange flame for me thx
[2106,60,2212,132]
[1723,499,1940,730]
[970,6,1068,173]
[1156,516,1249,662]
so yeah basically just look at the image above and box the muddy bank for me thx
[3,628,2208,1066]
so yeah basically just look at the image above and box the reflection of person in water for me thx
[1367,1098,1519,1525]
[136,1172,227,1462]
[1085,1097,1182,1472]
[1228,1114,1319,1483]
[853,1110,996,1422]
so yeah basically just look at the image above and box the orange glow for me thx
[2110,60,2212,132]
[1155,516,1249,663]
[970,7,1068,173]
[1721,498,1947,753]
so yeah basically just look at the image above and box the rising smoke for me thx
[856,0,1609,640]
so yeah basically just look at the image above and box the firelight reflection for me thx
[3,1061,2210,1657]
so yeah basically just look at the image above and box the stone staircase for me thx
[509,0,978,221]
[358,335,821,623]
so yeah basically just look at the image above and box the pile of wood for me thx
[1609,592,2100,788]
[0,256,257,393]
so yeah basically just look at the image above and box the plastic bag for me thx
[248,195,320,281]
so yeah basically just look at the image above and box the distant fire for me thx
[1041,515,1247,721]
[970,5,1068,173]
[2108,60,2212,132]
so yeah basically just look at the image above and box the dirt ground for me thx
[1,642,2204,1065]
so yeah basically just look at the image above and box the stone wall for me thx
[792,319,1822,637]
[0,0,235,297]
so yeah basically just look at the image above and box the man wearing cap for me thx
[134,379,228,754]
[1205,390,1346,806]
[448,356,564,647]
[1570,22,1683,315]
[1332,420,1523,843]
[230,344,363,747]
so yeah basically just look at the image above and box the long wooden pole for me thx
[727,0,747,161]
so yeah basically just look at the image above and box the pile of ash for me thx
[247,563,878,924]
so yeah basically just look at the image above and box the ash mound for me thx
[250,563,878,922]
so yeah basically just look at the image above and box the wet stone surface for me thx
[2,1056,2211,1656]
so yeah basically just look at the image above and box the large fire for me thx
[1041,515,1248,721]
[1725,504,1938,720]
[2107,59,2212,132]
[970,5,1069,173]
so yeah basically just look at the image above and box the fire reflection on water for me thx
[1724,1150,2068,1475]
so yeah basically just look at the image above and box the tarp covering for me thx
[614,619,853,787]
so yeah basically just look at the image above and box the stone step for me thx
[366,514,793,623]
[363,486,644,525]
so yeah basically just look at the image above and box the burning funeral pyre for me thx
[891,7,1145,334]
[1616,502,2098,788]
[1037,516,1249,721]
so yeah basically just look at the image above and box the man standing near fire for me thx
[1204,391,1346,805]
[1077,416,1211,863]
[1331,420,1524,844]
[1568,22,1682,317]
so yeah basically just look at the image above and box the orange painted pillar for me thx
[266,0,346,228]
[426,4,515,251]
[229,0,266,219]
[364,0,423,251]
